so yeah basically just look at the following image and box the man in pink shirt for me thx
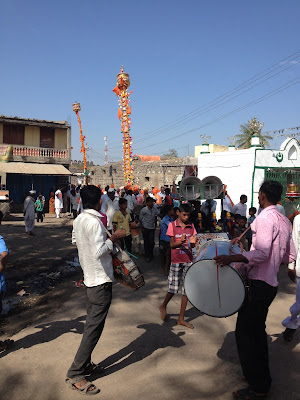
[215,180,296,399]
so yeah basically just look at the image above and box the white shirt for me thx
[232,202,247,217]
[139,205,160,229]
[276,204,285,216]
[55,189,63,209]
[124,194,137,213]
[289,214,300,277]
[72,209,114,287]
[104,198,119,230]
[223,195,233,213]
[101,193,109,213]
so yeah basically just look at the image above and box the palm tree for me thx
[234,117,273,149]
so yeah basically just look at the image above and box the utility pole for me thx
[104,136,108,165]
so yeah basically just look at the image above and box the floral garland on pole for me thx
[112,66,133,184]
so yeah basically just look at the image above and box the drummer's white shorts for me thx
[168,262,192,295]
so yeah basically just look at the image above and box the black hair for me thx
[164,188,170,195]
[127,190,133,195]
[81,185,102,209]
[240,194,247,201]
[249,207,257,214]
[235,213,242,220]
[240,216,247,222]
[161,204,173,217]
[179,203,192,213]
[173,207,179,214]
[260,180,283,204]
[146,196,155,203]
[119,197,127,206]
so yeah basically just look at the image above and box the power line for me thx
[133,77,300,151]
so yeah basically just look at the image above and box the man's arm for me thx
[0,251,8,273]
[89,221,125,259]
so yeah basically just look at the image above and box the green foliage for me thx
[162,148,179,158]
[234,117,273,149]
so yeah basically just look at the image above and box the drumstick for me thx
[215,244,221,308]
[236,225,251,241]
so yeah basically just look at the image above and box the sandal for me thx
[233,386,268,399]
[282,328,296,342]
[0,339,14,353]
[84,362,103,375]
[65,378,100,395]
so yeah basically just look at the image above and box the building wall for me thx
[24,126,40,147]
[0,124,3,143]
[195,144,229,157]
[55,128,68,149]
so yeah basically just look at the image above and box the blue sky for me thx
[1,0,300,164]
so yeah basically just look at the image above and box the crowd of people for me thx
[1,180,300,399]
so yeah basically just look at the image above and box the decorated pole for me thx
[72,102,88,185]
[112,66,133,184]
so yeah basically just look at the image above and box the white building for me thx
[197,136,300,216]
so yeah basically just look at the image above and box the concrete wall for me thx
[25,126,40,147]
[55,128,68,149]
[195,144,229,157]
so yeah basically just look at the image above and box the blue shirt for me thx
[160,215,173,242]
[0,236,9,293]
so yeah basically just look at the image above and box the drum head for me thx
[184,260,246,318]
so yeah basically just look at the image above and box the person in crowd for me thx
[124,189,137,218]
[100,185,110,213]
[70,188,79,219]
[139,197,160,262]
[103,189,119,232]
[159,205,175,275]
[158,187,165,204]
[159,203,197,328]
[164,188,173,206]
[282,213,300,342]
[131,215,141,254]
[55,186,63,219]
[246,207,257,250]
[112,198,132,253]
[214,180,296,399]
[24,190,36,235]
[0,235,13,352]
[232,195,247,217]
[233,216,247,249]
[35,194,44,223]
[66,185,125,395]
[276,202,285,215]
[190,201,203,234]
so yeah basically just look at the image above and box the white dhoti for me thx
[24,196,35,233]
[55,208,62,218]
[25,218,35,233]
[282,276,300,330]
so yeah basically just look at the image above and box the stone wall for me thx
[70,158,187,188]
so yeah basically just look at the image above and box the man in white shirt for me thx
[282,213,300,341]
[124,189,137,216]
[66,185,125,395]
[55,187,63,218]
[139,197,160,262]
[232,195,247,217]
[100,185,109,214]
[103,189,119,231]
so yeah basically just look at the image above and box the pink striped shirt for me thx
[243,205,296,287]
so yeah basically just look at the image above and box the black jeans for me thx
[67,282,112,379]
[142,228,155,259]
[37,211,43,222]
[120,235,132,253]
[235,280,277,393]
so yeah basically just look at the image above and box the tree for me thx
[234,117,273,149]
[163,148,179,158]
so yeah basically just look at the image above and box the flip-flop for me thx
[233,387,268,399]
[65,378,100,395]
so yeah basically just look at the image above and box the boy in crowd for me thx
[246,207,257,250]
[35,194,44,223]
[234,216,247,249]
[113,198,132,253]
[131,215,141,254]
[159,205,175,275]
[159,203,197,328]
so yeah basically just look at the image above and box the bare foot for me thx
[159,305,167,321]
[177,319,194,329]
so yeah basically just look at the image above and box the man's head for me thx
[119,197,127,212]
[177,203,192,224]
[105,185,109,193]
[249,207,257,216]
[81,185,102,210]
[39,194,43,200]
[108,188,115,200]
[146,196,155,209]
[128,189,133,196]
[29,190,36,198]
[235,214,242,223]
[239,216,247,228]
[240,195,247,204]
[258,180,283,209]
[164,188,170,196]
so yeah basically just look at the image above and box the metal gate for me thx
[265,168,300,211]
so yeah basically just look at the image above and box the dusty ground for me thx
[0,216,300,400]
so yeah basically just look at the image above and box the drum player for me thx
[214,180,296,400]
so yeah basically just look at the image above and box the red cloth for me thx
[99,211,107,228]
[167,220,197,263]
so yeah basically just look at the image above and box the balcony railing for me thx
[12,146,69,159]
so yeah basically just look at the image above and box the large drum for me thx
[184,239,246,318]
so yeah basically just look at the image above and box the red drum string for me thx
[215,244,221,308]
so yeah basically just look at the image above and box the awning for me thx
[0,162,71,175]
